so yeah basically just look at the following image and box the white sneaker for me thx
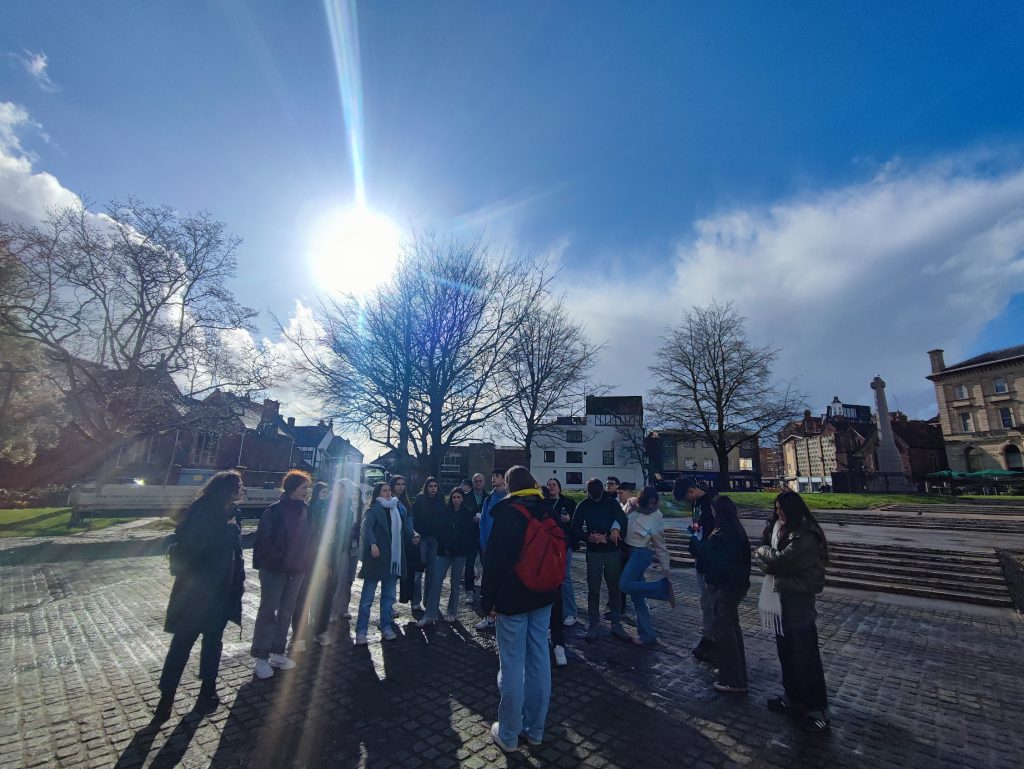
[268,653,296,670]
[381,627,397,641]
[354,634,368,645]
[490,722,517,753]
[475,616,495,631]
[315,632,332,646]
[292,639,307,653]
[563,615,578,627]
[254,658,274,679]
[443,613,457,623]
[554,645,568,667]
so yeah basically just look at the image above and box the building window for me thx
[703,458,714,470]
[683,456,695,469]
[701,440,713,448]
[565,471,584,485]
[566,451,584,464]
[739,458,754,471]
[959,412,973,433]
[543,450,555,463]
[602,450,615,466]
[566,430,584,443]
[192,431,220,466]
[994,377,1009,394]
[999,407,1015,429]
[440,453,461,473]
[953,384,968,400]
[682,440,695,448]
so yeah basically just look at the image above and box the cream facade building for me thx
[927,346,1024,472]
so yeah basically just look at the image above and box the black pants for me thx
[776,592,828,712]
[549,583,564,646]
[158,617,229,695]
[464,544,479,592]
[619,547,631,613]
[711,584,749,687]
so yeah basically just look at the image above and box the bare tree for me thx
[0,200,272,453]
[648,301,804,487]
[615,420,653,486]
[497,302,602,469]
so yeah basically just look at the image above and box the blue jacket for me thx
[479,488,507,551]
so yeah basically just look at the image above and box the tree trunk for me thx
[716,448,731,490]
[523,426,534,471]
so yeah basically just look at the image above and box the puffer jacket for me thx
[755,517,827,595]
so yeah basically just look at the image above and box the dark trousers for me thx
[293,568,340,639]
[619,547,631,613]
[158,617,229,694]
[776,592,828,713]
[586,550,622,623]
[711,584,749,687]
[549,580,564,646]
[464,544,479,592]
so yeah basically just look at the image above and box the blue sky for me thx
[2,0,1023,428]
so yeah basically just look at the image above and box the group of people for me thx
[152,463,832,744]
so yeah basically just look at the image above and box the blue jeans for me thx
[619,548,670,644]
[356,575,398,636]
[496,605,552,745]
[561,550,578,620]
[425,555,466,620]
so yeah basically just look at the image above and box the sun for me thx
[307,206,403,295]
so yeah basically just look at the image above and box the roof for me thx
[941,344,1024,374]
[892,419,946,450]
[291,424,330,448]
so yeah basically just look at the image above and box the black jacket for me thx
[411,493,445,540]
[550,495,578,550]
[689,489,718,573]
[435,502,478,558]
[689,524,751,590]
[756,516,828,595]
[481,496,558,616]
[571,496,627,554]
[164,498,244,635]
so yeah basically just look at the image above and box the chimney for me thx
[287,417,296,429]
[928,349,945,374]
[260,398,280,423]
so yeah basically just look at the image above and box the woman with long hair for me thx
[391,475,421,611]
[546,477,579,630]
[419,486,476,626]
[756,490,831,731]
[329,477,363,622]
[154,471,246,722]
[250,470,313,679]
[689,495,751,693]
[355,481,419,644]
[412,476,444,615]
[619,486,675,647]
[291,481,330,651]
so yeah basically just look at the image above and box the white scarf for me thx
[758,520,784,636]
[377,497,403,576]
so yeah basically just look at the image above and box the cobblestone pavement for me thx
[2,543,1022,769]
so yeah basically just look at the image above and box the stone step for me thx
[827,564,1009,592]
[823,575,1013,608]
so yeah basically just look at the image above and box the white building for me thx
[532,396,646,490]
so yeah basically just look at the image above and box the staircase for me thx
[880,502,1024,515]
[663,530,1014,609]
[736,508,1024,534]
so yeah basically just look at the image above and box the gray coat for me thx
[358,501,415,581]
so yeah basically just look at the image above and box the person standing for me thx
[463,473,488,603]
[154,471,245,722]
[546,477,579,629]
[291,481,329,652]
[250,470,314,679]
[619,486,674,648]
[481,466,561,752]
[614,481,637,618]
[475,469,507,631]
[756,491,831,732]
[676,477,718,662]
[571,478,630,642]
[412,477,444,616]
[329,477,363,622]
[392,475,421,611]
[355,482,419,644]
[419,486,476,625]
[689,495,751,692]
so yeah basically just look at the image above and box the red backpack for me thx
[511,502,567,592]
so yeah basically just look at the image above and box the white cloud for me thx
[560,151,1024,421]
[12,50,60,93]
[0,101,80,225]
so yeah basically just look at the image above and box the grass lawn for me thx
[563,490,956,514]
[0,507,126,538]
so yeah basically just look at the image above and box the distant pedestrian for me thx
[676,477,718,662]
[290,481,329,652]
[419,486,476,625]
[475,468,508,631]
[329,477,363,622]
[546,477,579,630]
[481,466,564,752]
[355,481,419,644]
[756,491,831,732]
[689,495,751,692]
[412,477,444,615]
[571,477,630,643]
[154,471,245,723]
[619,486,674,648]
[250,470,314,680]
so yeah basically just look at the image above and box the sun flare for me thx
[307,206,402,295]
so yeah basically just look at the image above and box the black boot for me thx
[196,680,220,711]
[152,692,174,724]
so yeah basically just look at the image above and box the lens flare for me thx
[323,0,366,206]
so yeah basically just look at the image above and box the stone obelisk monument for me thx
[870,375,911,491]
